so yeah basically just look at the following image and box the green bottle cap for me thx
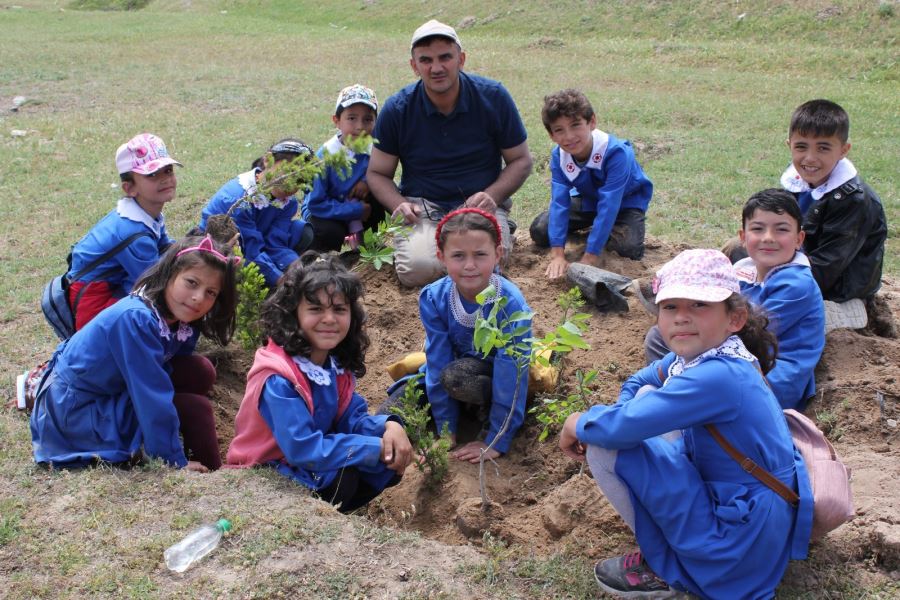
[216,519,232,533]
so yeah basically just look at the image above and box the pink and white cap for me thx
[115,133,182,175]
[652,249,739,304]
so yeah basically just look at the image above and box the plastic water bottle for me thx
[164,519,231,573]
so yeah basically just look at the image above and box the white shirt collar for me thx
[292,355,344,386]
[734,251,810,284]
[780,157,857,200]
[322,133,373,160]
[116,197,164,238]
[559,129,610,182]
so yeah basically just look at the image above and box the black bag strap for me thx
[70,231,153,281]
[69,231,153,316]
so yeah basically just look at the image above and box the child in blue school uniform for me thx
[383,208,531,463]
[226,253,412,512]
[646,189,825,411]
[198,139,315,288]
[30,236,240,472]
[560,249,812,599]
[303,84,387,252]
[529,89,653,280]
[67,133,181,331]
[734,189,825,410]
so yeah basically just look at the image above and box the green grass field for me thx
[0,1,898,597]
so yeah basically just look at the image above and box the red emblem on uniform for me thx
[566,163,575,172]
[593,153,602,162]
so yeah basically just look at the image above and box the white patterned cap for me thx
[653,249,739,304]
[335,84,378,114]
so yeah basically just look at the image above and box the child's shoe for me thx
[593,550,678,598]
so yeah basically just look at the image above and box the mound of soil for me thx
[208,232,900,582]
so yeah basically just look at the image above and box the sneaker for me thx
[824,298,868,334]
[593,551,677,598]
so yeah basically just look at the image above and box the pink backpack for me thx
[783,409,854,540]
[707,409,853,541]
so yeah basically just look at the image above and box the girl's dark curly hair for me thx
[132,236,238,346]
[725,293,778,375]
[261,251,369,377]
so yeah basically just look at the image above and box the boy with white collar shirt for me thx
[782,99,887,304]
[303,84,386,252]
[529,89,653,280]
[734,189,825,411]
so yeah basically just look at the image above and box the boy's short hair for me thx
[789,99,850,143]
[541,89,595,132]
[742,188,803,231]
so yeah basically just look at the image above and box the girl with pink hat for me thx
[559,249,813,599]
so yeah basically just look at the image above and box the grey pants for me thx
[393,197,513,287]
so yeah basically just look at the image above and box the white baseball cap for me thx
[410,19,462,50]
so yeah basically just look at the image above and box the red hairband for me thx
[434,207,502,246]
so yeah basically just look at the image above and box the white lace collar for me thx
[237,169,289,210]
[292,355,344,386]
[664,335,756,383]
[116,197,164,238]
[558,129,610,182]
[780,158,857,200]
[131,288,194,342]
[449,274,502,329]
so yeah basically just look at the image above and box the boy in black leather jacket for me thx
[780,99,887,304]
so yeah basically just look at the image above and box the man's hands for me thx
[391,201,422,225]
[464,191,497,213]
[381,421,414,473]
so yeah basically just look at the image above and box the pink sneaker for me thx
[593,550,677,598]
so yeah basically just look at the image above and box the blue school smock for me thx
[301,134,370,222]
[30,295,199,468]
[258,356,397,491]
[548,129,653,255]
[198,170,306,288]
[735,253,825,410]
[419,275,531,454]
[68,197,172,293]
[576,339,813,599]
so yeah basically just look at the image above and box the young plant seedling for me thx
[346,213,411,271]
[472,285,590,511]
[530,368,599,442]
[389,373,452,487]
[234,260,268,352]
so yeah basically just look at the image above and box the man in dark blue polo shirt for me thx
[367,19,533,287]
